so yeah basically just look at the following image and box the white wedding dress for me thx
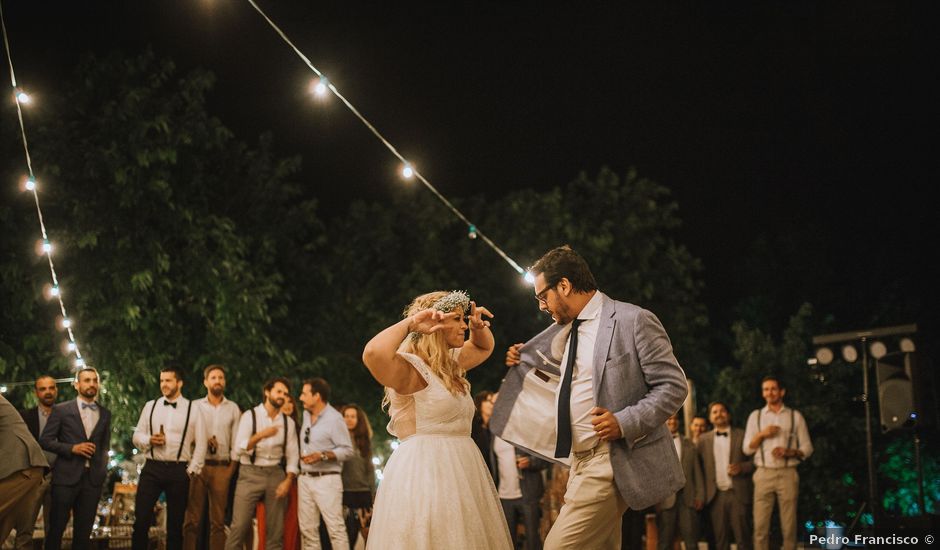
[366,351,513,550]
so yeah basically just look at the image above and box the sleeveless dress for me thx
[366,352,513,550]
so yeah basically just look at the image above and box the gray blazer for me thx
[696,427,753,505]
[491,293,689,510]
[659,436,704,509]
[0,394,49,481]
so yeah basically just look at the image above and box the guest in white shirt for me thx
[743,376,813,550]
[225,377,300,550]
[131,367,207,550]
[182,364,242,550]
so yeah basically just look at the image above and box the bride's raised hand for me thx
[407,308,457,335]
[468,301,493,330]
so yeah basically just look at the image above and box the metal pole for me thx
[862,337,879,526]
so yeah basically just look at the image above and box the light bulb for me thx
[61,318,71,329]
[312,77,329,97]
[25,178,36,191]
[16,90,30,104]
[401,163,414,179]
[523,271,536,284]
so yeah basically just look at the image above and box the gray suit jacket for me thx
[0,394,49,481]
[491,294,689,510]
[697,427,753,505]
[659,436,704,509]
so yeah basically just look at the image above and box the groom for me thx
[492,245,688,549]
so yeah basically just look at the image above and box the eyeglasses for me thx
[304,426,310,445]
[534,284,555,305]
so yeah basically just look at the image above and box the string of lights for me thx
[1,1,88,371]
[244,0,534,282]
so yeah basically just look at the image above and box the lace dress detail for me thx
[367,352,512,550]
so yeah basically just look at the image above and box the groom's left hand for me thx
[590,407,623,441]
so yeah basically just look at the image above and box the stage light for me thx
[899,337,916,353]
[815,347,834,366]
[869,341,887,359]
[841,344,858,363]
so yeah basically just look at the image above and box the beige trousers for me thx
[544,445,627,550]
[752,466,799,550]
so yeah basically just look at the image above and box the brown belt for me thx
[205,459,231,466]
[301,471,339,477]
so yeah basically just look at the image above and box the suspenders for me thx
[147,398,193,462]
[757,408,799,467]
[249,408,288,468]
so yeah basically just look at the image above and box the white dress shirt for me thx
[742,404,813,468]
[77,399,100,438]
[193,396,242,462]
[672,433,682,461]
[556,291,604,453]
[713,429,732,490]
[234,404,300,475]
[132,396,207,474]
[493,436,522,499]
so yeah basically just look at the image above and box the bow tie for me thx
[81,402,98,410]
[163,400,178,408]
[716,431,728,437]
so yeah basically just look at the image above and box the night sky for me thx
[3,1,935,344]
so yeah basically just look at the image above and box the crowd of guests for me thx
[471,375,812,550]
[0,365,375,550]
[1,366,814,550]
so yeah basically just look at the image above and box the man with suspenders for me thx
[131,367,207,550]
[225,377,300,550]
[743,376,813,550]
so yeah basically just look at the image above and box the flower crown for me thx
[408,290,471,343]
[431,290,471,314]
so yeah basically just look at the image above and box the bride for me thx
[361,290,512,550]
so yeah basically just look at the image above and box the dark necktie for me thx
[163,400,177,408]
[555,318,583,458]
[716,431,728,437]
[81,402,97,410]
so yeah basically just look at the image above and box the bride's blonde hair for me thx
[399,290,470,397]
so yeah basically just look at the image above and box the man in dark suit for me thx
[698,401,753,550]
[656,414,703,550]
[0,394,50,544]
[15,375,59,548]
[40,368,111,550]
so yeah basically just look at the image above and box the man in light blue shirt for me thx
[298,378,354,550]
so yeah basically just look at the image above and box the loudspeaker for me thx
[876,352,916,432]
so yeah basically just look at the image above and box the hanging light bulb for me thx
[468,225,478,239]
[0,385,7,394]
[37,239,52,255]
[401,163,414,179]
[311,76,329,97]
[15,89,30,104]
[60,317,71,329]
[25,177,36,191]
[74,357,85,368]
[523,271,536,284]
[44,283,61,300]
